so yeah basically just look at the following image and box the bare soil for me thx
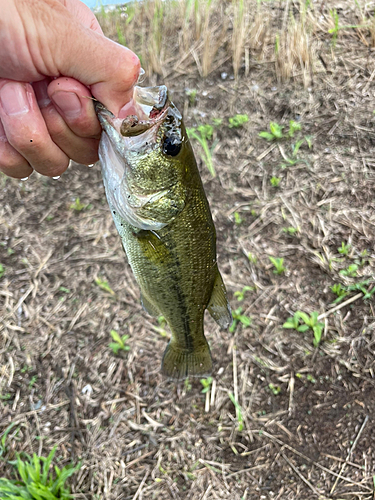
[1,3,375,500]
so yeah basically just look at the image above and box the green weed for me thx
[187,124,217,177]
[0,446,81,500]
[330,283,348,303]
[228,114,249,128]
[108,329,130,355]
[234,212,243,225]
[94,277,115,295]
[259,121,284,141]
[268,383,281,395]
[186,88,197,106]
[270,176,281,187]
[200,377,213,394]
[70,198,90,211]
[228,392,244,431]
[269,256,286,275]
[0,264,5,279]
[247,252,257,264]
[338,242,351,256]
[340,264,358,277]
[283,311,324,347]
[288,120,301,138]
[234,286,253,302]
[153,315,168,337]
[282,227,298,236]
[229,307,251,333]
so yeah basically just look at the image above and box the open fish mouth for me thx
[95,85,170,141]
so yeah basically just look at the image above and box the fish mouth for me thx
[95,85,170,142]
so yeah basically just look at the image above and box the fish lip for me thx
[94,85,170,138]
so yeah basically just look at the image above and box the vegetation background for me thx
[1,0,375,498]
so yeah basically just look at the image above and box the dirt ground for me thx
[1,2,375,500]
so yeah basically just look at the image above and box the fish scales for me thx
[95,85,231,379]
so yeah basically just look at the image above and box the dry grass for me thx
[1,0,375,499]
[97,0,375,83]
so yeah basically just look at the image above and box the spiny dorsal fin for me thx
[207,271,232,329]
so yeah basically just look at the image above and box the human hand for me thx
[0,0,140,179]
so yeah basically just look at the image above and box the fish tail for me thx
[161,340,212,380]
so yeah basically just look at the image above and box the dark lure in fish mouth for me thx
[94,85,170,139]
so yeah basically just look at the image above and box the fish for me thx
[95,85,231,379]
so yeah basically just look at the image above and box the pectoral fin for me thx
[207,271,232,329]
[141,293,159,317]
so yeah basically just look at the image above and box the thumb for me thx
[35,0,140,115]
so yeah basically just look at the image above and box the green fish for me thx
[95,85,231,379]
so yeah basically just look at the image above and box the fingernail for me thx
[0,83,30,116]
[51,91,82,119]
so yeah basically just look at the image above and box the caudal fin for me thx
[161,341,212,380]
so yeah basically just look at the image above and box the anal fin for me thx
[207,271,232,329]
[141,293,159,317]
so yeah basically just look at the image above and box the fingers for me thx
[34,78,100,165]
[0,120,33,179]
[51,8,140,115]
[0,80,70,177]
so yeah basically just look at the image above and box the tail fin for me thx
[161,341,212,380]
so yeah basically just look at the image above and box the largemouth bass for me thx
[95,85,231,379]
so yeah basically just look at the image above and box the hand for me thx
[0,0,140,179]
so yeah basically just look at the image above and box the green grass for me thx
[187,124,217,177]
[0,446,81,500]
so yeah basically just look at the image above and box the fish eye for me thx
[163,136,181,157]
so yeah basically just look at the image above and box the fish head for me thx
[95,86,192,230]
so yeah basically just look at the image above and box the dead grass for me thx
[1,0,375,499]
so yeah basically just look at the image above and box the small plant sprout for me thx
[228,392,244,431]
[234,286,253,302]
[0,446,81,500]
[269,383,281,395]
[94,277,115,295]
[270,176,281,187]
[108,330,130,355]
[0,264,5,279]
[282,226,298,236]
[228,114,249,128]
[70,197,89,211]
[234,211,243,225]
[288,120,302,137]
[259,121,284,141]
[269,256,286,275]
[248,252,257,264]
[283,311,324,347]
[185,88,197,106]
[340,264,358,277]
[330,283,348,303]
[200,377,213,393]
[229,307,252,333]
[338,242,351,256]
[187,124,217,177]
[153,315,168,337]
[345,279,375,300]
